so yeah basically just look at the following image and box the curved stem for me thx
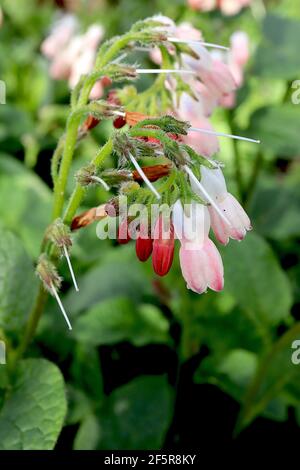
[52,115,81,219]
[51,135,65,185]
[63,138,113,224]
[95,33,133,69]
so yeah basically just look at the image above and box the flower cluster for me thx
[41,14,105,99]
[38,14,258,327]
[149,19,249,156]
[188,0,251,16]
[114,134,251,294]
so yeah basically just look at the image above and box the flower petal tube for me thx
[173,200,224,293]
[152,215,175,276]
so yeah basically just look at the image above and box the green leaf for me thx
[70,344,104,400]
[0,155,52,257]
[97,375,173,450]
[0,359,67,450]
[73,297,169,347]
[195,349,257,403]
[73,414,101,450]
[66,386,92,426]
[236,322,300,432]
[0,227,37,332]
[253,14,300,79]
[249,177,300,239]
[0,107,34,151]
[222,233,292,326]
[64,245,152,315]
[218,349,257,388]
[247,105,300,157]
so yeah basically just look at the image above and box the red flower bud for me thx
[113,116,126,129]
[101,76,112,88]
[152,216,175,276]
[118,219,131,244]
[136,236,153,262]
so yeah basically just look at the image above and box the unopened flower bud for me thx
[101,169,133,186]
[152,216,175,276]
[46,219,79,291]
[46,218,72,252]
[36,254,62,293]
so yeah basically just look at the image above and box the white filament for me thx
[167,37,229,51]
[112,52,128,63]
[189,127,260,144]
[113,110,126,117]
[63,245,79,292]
[128,152,161,199]
[136,68,196,75]
[91,176,110,191]
[51,283,72,330]
[184,165,231,226]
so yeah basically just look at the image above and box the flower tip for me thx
[136,236,153,262]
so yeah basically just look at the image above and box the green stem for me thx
[95,33,133,70]
[226,110,245,200]
[232,136,245,201]
[11,285,48,367]
[52,115,81,219]
[244,150,263,207]
[235,322,300,434]
[51,135,65,185]
[63,138,113,224]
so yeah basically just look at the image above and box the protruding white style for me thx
[63,245,79,292]
[129,152,161,200]
[51,283,72,330]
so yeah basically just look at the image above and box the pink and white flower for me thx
[42,17,104,99]
[41,14,78,59]
[173,200,224,293]
[177,92,219,157]
[191,166,252,244]
[187,0,251,16]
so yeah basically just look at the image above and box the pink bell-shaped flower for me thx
[172,200,224,293]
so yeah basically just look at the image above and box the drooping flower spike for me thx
[39,15,261,331]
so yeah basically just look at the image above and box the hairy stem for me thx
[51,135,65,185]
[52,115,81,219]
[63,138,113,224]
[95,33,133,69]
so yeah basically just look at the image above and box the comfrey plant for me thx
[29,15,260,337]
